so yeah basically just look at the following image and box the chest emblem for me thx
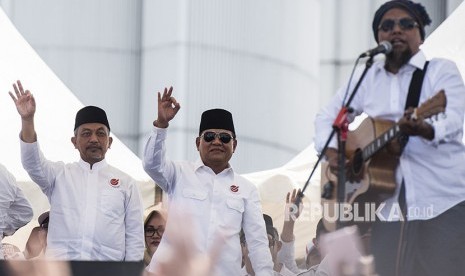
[109,178,120,188]
[230,185,239,193]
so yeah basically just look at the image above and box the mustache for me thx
[86,144,102,150]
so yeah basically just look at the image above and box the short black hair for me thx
[315,218,329,240]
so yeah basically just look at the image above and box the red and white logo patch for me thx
[230,185,239,193]
[109,178,120,188]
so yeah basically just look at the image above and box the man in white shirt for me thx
[9,80,144,261]
[314,0,465,275]
[143,87,273,275]
[0,163,33,259]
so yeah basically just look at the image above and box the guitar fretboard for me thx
[362,124,401,160]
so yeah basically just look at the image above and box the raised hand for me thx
[155,87,180,128]
[9,80,36,121]
[286,188,304,221]
[281,188,304,243]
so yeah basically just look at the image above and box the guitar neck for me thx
[362,124,401,160]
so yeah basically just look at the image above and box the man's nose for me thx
[89,133,99,142]
[392,22,403,33]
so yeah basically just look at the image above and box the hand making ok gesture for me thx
[155,86,180,128]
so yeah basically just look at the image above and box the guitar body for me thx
[321,118,400,231]
[347,118,400,199]
[320,90,446,231]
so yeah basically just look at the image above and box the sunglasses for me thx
[378,18,418,32]
[200,131,234,143]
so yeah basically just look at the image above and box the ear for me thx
[312,238,317,247]
[233,139,237,152]
[276,240,282,251]
[195,137,200,151]
[108,137,113,149]
[71,137,77,148]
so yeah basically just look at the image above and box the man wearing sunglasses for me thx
[314,0,465,275]
[143,87,272,275]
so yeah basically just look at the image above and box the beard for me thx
[385,47,413,72]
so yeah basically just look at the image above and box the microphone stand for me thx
[333,106,350,230]
[298,55,375,230]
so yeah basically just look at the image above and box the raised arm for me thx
[278,189,304,274]
[9,80,37,143]
[281,189,303,242]
[143,86,180,194]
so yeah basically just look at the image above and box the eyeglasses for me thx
[145,226,165,238]
[200,131,234,144]
[378,18,418,32]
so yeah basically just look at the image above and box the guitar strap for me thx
[399,61,429,213]
[404,61,430,109]
[397,61,431,157]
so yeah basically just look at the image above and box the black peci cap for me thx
[74,106,110,131]
[199,108,235,136]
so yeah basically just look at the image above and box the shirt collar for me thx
[409,50,427,70]
[194,158,234,174]
[374,50,427,73]
[78,158,107,170]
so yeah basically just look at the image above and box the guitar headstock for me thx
[412,89,446,119]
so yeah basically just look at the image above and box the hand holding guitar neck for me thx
[398,107,435,140]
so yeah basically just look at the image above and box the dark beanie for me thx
[199,108,235,136]
[372,0,432,43]
[74,106,110,131]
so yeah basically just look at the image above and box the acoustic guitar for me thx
[321,90,446,231]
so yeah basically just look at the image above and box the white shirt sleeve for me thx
[20,139,59,198]
[142,127,178,194]
[123,178,145,261]
[426,59,465,145]
[277,239,302,274]
[242,186,274,276]
[0,164,33,237]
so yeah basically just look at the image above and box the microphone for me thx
[359,41,392,58]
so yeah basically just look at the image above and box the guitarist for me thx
[314,1,465,276]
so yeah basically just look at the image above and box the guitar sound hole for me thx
[352,149,363,175]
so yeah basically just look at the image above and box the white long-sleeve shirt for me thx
[20,140,144,261]
[0,163,33,239]
[143,127,273,276]
[277,239,302,275]
[314,51,465,221]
